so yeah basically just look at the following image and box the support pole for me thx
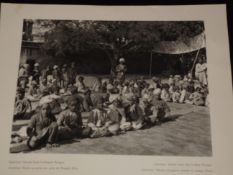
[149,51,153,77]
[190,48,201,75]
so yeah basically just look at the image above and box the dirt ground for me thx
[27,102,212,157]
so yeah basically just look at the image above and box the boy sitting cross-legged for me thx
[26,100,59,149]
[57,96,91,140]
[14,87,32,120]
[106,98,131,135]
[125,96,144,130]
[147,93,171,125]
[87,98,111,138]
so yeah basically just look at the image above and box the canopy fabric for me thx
[152,32,206,54]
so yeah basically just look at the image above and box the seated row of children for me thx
[23,87,171,149]
[13,73,209,148]
[102,75,209,107]
[14,73,208,122]
[17,60,209,109]
[80,74,209,107]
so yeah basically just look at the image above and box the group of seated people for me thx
[13,63,209,149]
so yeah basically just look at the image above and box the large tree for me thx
[39,20,204,75]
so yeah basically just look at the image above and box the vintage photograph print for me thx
[10,19,212,156]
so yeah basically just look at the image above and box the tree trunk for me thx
[110,50,121,78]
[103,48,120,78]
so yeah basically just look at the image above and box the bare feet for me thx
[46,143,52,148]
[52,143,60,147]
[46,143,60,148]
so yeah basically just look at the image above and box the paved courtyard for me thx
[15,102,212,157]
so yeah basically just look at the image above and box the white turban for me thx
[39,96,53,106]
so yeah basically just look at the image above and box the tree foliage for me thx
[38,20,204,72]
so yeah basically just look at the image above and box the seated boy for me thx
[106,98,131,135]
[62,86,83,110]
[87,100,110,138]
[49,86,63,115]
[26,101,59,149]
[168,75,174,86]
[179,84,188,103]
[14,88,32,120]
[92,77,103,92]
[75,76,86,93]
[160,83,171,102]
[27,81,40,101]
[39,78,48,94]
[142,85,154,103]
[106,79,114,93]
[125,96,144,130]
[148,93,171,125]
[57,97,91,140]
[187,87,205,106]
[111,80,120,94]
[91,93,110,108]
[82,88,94,112]
[171,86,181,103]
